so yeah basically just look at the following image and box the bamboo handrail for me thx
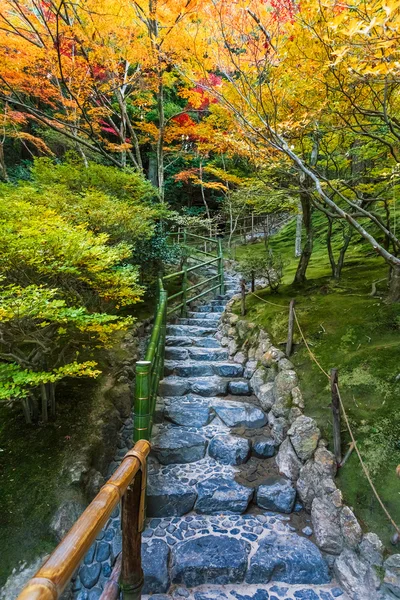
[17,440,151,600]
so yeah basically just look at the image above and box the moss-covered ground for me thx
[234,217,400,550]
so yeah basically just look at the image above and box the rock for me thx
[228,340,238,355]
[152,427,207,464]
[208,434,251,465]
[272,371,298,418]
[147,475,197,517]
[340,506,362,549]
[302,527,313,536]
[292,387,305,409]
[171,535,250,586]
[194,593,229,600]
[79,563,101,589]
[228,380,251,395]
[244,359,258,379]
[383,554,400,598]
[250,367,274,397]
[211,399,268,428]
[256,477,296,513]
[289,407,303,424]
[288,416,321,461]
[360,533,384,567]
[51,500,86,542]
[279,358,295,371]
[296,451,338,511]
[191,376,228,397]
[269,413,289,445]
[258,382,275,411]
[159,377,190,397]
[234,351,248,365]
[195,476,253,513]
[246,532,329,584]
[142,539,170,594]
[334,548,380,600]
[311,496,343,554]
[260,346,285,366]
[164,396,213,427]
[276,438,303,480]
[252,436,275,458]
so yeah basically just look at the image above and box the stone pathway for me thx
[72,274,349,600]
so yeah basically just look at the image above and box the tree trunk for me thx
[293,193,313,285]
[295,202,302,257]
[156,76,165,202]
[334,228,352,279]
[40,383,48,423]
[0,142,9,181]
[387,265,400,303]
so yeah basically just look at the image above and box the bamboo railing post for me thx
[286,299,296,357]
[120,469,144,600]
[218,239,225,295]
[181,264,188,317]
[134,361,151,442]
[160,289,167,376]
[331,368,342,464]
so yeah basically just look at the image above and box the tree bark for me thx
[387,265,400,303]
[293,192,313,285]
[295,202,302,257]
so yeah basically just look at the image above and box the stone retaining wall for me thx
[218,298,399,600]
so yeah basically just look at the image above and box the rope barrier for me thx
[249,291,288,310]
[291,306,400,536]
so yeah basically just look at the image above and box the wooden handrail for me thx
[17,439,151,600]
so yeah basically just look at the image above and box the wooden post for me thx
[251,212,254,241]
[240,279,246,316]
[286,299,295,357]
[134,361,151,442]
[121,471,144,600]
[331,368,342,464]
[100,554,122,600]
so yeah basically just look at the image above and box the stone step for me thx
[164,360,244,379]
[178,318,220,327]
[159,376,251,398]
[165,347,229,362]
[187,311,221,320]
[165,336,221,348]
[196,304,225,313]
[140,514,332,595]
[167,325,218,337]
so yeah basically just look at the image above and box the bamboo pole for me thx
[134,361,151,442]
[331,368,342,464]
[17,441,150,600]
[286,299,296,357]
[120,472,144,600]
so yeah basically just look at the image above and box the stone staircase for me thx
[72,273,349,600]
[141,273,349,600]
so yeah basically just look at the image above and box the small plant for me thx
[239,249,285,294]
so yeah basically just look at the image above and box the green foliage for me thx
[0,158,162,421]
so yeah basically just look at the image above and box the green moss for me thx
[234,220,400,550]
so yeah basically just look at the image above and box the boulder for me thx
[276,438,303,480]
[208,434,251,465]
[233,351,248,365]
[244,359,258,379]
[159,377,190,397]
[246,532,329,585]
[195,476,253,514]
[291,387,305,409]
[311,495,343,554]
[268,413,289,445]
[250,367,274,397]
[171,535,250,586]
[383,554,400,598]
[296,450,338,511]
[142,539,170,594]
[359,533,384,567]
[258,382,275,412]
[278,358,295,371]
[252,436,275,458]
[228,340,238,356]
[256,477,296,513]
[340,506,362,549]
[211,399,268,428]
[334,548,380,600]
[272,371,299,418]
[152,427,207,464]
[147,475,197,517]
[164,396,213,427]
[190,376,228,397]
[288,416,321,461]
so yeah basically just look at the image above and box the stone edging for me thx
[218,297,399,600]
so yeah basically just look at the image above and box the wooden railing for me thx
[17,229,223,600]
[17,439,151,600]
